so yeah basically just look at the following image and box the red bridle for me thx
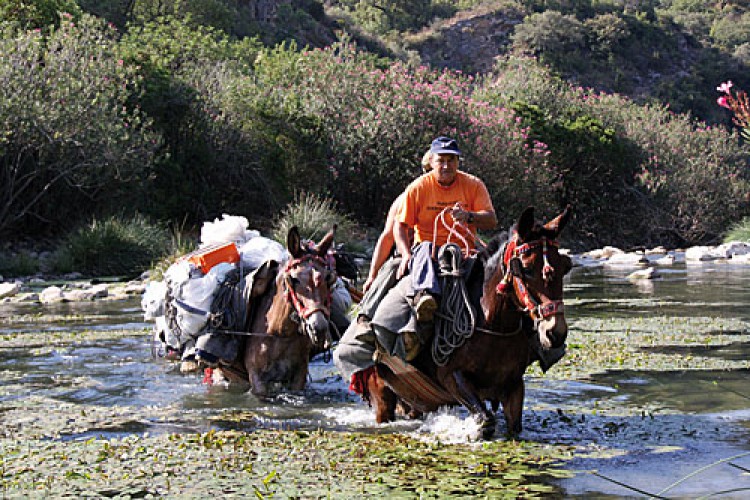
[283,254,333,320]
[496,234,565,321]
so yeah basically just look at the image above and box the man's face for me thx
[430,153,460,186]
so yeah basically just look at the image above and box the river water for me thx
[1,260,749,497]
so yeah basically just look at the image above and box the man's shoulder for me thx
[405,172,434,192]
[457,170,484,185]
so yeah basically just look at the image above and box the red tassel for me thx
[496,280,511,294]
[202,367,214,385]
[349,365,376,398]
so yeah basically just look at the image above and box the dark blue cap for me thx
[430,136,461,156]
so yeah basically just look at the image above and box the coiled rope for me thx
[432,243,477,366]
[208,268,246,332]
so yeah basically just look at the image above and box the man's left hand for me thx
[451,203,470,224]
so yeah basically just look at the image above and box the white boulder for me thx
[39,286,65,304]
[685,246,716,261]
[584,246,624,260]
[604,252,649,267]
[627,267,660,280]
[651,254,675,266]
[714,241,750,259]
[63,284,108,302]
[0,282,22,299]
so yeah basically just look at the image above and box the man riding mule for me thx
[333,136,497,406]
[374,205,572,438]
[334,137,572,437]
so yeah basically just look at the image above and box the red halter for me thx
[496,234,564,320]
[283,254,332,319]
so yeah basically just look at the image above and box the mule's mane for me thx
[481,230,509,288]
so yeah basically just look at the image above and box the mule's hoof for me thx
[473,414,496,440]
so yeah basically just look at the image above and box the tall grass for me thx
[271,192,360,248]
[724,217,750,243]
[0,251,40,278]
[52,214,172,277]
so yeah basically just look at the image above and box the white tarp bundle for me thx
[200,214,259,247]
[142,217,293,361]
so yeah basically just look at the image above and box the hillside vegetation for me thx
[0,0,748,252]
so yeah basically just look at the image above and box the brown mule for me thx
[368,206,572,438]
[220,225,338,397]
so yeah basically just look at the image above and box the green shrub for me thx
[591,92,750,244]
[53,215,172,277]
[724,217,750,243]
[479,55,750,247]
[0,0,81,31]
[271,192,360,247]
[118,16,280,224]
[710,11,750,50]
[0,251,40,278]
[148,220,198,281]
[512,10,586,62]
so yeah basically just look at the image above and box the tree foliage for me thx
[0,13,159,235]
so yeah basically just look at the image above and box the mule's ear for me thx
[287,226,303,258]
[543,204,572,238]
[316,224,337,257]
[517,207,535,241]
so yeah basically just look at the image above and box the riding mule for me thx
[220,226,337,397]
[366,206,572,438]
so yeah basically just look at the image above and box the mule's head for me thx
[282,225,338,350]
[499,206,572,349]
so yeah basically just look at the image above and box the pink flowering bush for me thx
[290,41,556,227]
[716,80,750,141]
[476,56,749,246]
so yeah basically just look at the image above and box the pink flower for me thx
[716,81,733,94]
[717,96,731,109]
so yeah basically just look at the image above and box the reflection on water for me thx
[1,261,750,496]
[568,261,750,320]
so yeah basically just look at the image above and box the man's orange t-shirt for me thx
[397,170,494,248]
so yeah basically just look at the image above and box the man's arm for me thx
[394,221,412,279]
[451,205,497,230]
[363,196,402,292]
[471,209,498,229]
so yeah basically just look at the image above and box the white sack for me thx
[142,280,167,320]
[200,214,259,247]
[239,236,289,269]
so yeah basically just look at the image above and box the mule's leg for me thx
[500,378,525,436]
[396,399,422,420]
[443,371,496,439]
[248,370,268,398]
[368,368,397,423]
[290,359,309,391]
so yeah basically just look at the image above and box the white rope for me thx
[432,244,477,366]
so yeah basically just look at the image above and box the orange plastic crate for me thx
[185,242,240,273]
